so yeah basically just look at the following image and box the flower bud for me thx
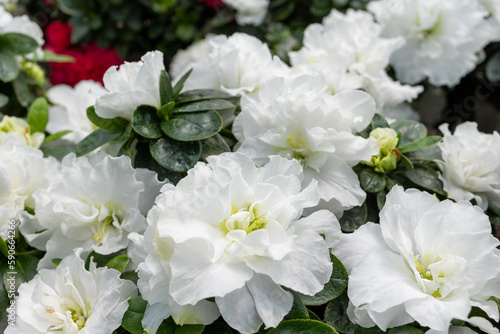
[0,116,44,148]
[21,60,46,85]
[363,127,400,173]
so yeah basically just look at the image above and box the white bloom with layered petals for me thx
[233,74,377,216]
[289,9,422,114]
[5,249,137,334]
[369,0,494,86]
[95,51,165,120]
[0,142,58,238]
[20,152,165,269]
[132,152,341,333]
[182,33,290,96]
[169,36,214,82]
[436,122,500,211]
[223,0,269,26]
[334,186,500,332]
[47,80,107,143]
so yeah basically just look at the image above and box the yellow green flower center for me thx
[219,203,267,234]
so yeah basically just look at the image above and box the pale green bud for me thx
[0,116,44,148]
[21,60,46,85]
[363,127,400,173]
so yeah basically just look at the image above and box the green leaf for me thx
[405,145,442,162]
[399,154,414,171]
[399,136,442,154]
[57,0,94,15]
[158,101,176,119]
[131,105,163,139]
[376,190,387,211]
[0,33,39,55]
[339,202,367,233]
[267,320,338,334]
[27,97,49,134]
[0,93,8,108]
[0,262,9,319]
[87,106,127,133]
[13,73,36,107]
[176,89,233,103]
[173,69,193,98]
[284,290,309,320]
[354,326,384,334]
[388,325,425,334]
[134,142,185,184]
[360,168,387,193]
[391,120,427,148]
[0,52,19,82]
[201,134,231,160]
[13,254,39,288]
[149,137,202,172]
[121,296,148,334]
[404,167,445,195]
[370,113,389,130]
[51,258,62,266]
[172,100,235,114]
[486,50,500,83]
[161,110,223,141]
[0,237,8,257]
[85,249,127,270]
[324,291,357,334]
[120,270,139,285]
[105,255,129,273]
[73,129,121,156]
[36,50,75,63]
[489,201,500,217]
[44,130,72,143]
[299,254,348,306]
[160,70,174,106]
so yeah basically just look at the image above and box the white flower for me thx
[333,186,500,332]
[131,152,341,334]
[0,6,43,47]
[233,73,377,216]
[20,152,165,269]
[223,0,269,26]
[169,36,214,83]
[289,9,422,114]
[0,115,44,148]
[5,249,137,334]
[436,122,500,211]
[182,33,290,96]
[47,80,107,143]
[368,0,494,86]
[94,50,165,120]
[0,142,58,239]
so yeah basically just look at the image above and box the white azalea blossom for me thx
[170,36,214,83]
[223,0,269,26]
[436,122,500,211]
[131,152,341,333]
[334,186,500,333]
[182,33,291,96]
[0,115,44,148]
[5,249,137,334]
[47,80,107,143]
[20,152,165,269]
[233,74,378,216]
[95,50,165,120]
[289,9,422,114]
[0,142,58,239]
[368,0,494,86]
[0,5,43,48]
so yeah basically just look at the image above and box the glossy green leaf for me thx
[354,326,384,334]
[158,101,176,119]
[36,50,75,63]
[201,134,231,160]
[176,89,232,103]
[134,142,185,184]
[299,254,348,306]
[87,106,127,133]
[173,100,235,114]
[73,129,120,156]
[0,33,39,55]
[173,69,193,98]
[105,255,129,273]
[268,320,338,334]
[388,325,424,334]
[51,258,62,266]
[360,168,387,193]
[120,270,139,285]
[376,190,387,211]
[0,52,19,82]
[12,254,39,289]
[339,202,367,233]
[121,296,147,334]
[0,93,8,108]
[486,50,500,83]
[161,110,222,141]
[131,105,163,139]
[284,291,309,320]
[391,120,427,148]
[324,291,357,334]
[399,136,442,154]
[13,73,36,107]
[406,145,442,162]
[404,167,445,195]
[399,154,415,171]
[149,137,201,172]
[27,97,49,134]
[43,130,72,143]
[160,70,174,105]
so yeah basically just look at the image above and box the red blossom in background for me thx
[198,0,224,9]
[44,21,122,87]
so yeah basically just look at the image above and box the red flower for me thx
[199,0,224,9]
[45,21,72,52]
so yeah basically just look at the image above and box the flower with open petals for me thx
[94,50,164,120]
[334,185,500,332]
[436,122,500,211]
[5,249,137,334]
[131,152,341,333]
[369,0,494,86]
[20,152,165,269]
[0,116,44,148]
[233,73,377,216]
[223,0,269,26]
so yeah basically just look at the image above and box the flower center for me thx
[219,202,267,234]
[92,215,114,245]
